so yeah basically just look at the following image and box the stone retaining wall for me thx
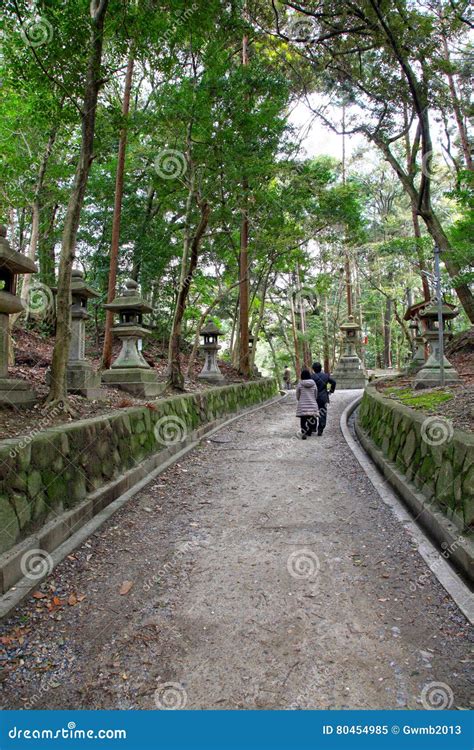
[0,379,277,555]
[357,385,474,528]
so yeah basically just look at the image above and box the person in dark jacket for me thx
[311,362,336,436]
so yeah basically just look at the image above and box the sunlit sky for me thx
[288,99,365,161]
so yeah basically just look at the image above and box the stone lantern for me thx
[197,321,225,384]
[102,279,162,397]
[248,332,262,378]
[0,225,37,406]
[414,301,460,388]
[404,300,430,370]
[67,269,103,398]
[332,314,368,389]
[408,319,426,370]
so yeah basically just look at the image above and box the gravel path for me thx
[0,391,472,710]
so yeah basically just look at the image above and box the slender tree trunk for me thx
[288,289,301,376]
[102,52,135,369]
[250,270,271,368]
[323,296,330,373]
[38,202,58,286]
[374,132,474,322]
[168,199,211,389]
[238,27,250,377]
[18,125,58,319]
[48,0,109,404]
[441,34,472,171]
[186,281,239,376]
[383,297,392,368]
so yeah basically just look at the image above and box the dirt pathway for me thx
[0,391,471,710]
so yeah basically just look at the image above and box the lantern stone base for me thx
[332,355,368,390]
[67,362,105,399]
[414,354,461,389]
[197,371,225,385]
[0,377,36,408]
[102,367,165,398]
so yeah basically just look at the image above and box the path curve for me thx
[0,391,471,710]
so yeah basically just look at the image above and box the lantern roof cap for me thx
[0,225,38,275]
[201,321,222,336]
[71,268,100,299]
[103,278,153,313]
[418,299,458,320]
[340,314,360,332]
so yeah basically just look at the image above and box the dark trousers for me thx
[300,415,317,437]
[317,399,328,434]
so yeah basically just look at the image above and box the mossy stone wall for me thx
[0,379,277,554]
[358,385,474,527]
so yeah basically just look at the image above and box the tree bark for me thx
[48,0,109,404]
[167,199,211,390]
[102,52,135,369]
[186,281,240,377]
[441,34,472,171]
[238,27,250,377]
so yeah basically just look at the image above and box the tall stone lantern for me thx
[102,279,162,397]
[414,301,460,388]
[332,315,368,389]
[67,269,103,398]
[198,321,225,384]
[0,225,37,406]
[248,332,262,378]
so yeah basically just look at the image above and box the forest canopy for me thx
[0,0,472,399]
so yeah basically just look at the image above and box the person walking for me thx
[311,362,336,436]
[296,369,319,439]
[283,366,292,390]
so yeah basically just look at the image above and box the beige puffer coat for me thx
[295,379,319,417]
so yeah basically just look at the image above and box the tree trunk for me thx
[186,281,239,376]
[441,34,472,171]
[18,124,58,319]
[323,296,330,373]
[288,289,301,376]
[102,52,135,369]
[168,200,211,390]
[238,28,250,377]
[48,0,109,404]
[383,297,392,368]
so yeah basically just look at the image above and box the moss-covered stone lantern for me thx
[248,332,262,378]
[332,315,367,389]
[198,321,225,384]
[0,225,37,406]
[67,269,103,398]
[414,301,460,388]
[102,279,162,397]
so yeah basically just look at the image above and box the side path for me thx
[0,392,471,709]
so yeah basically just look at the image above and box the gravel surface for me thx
[0,391,472,710]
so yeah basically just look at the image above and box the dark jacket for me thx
[311,372,336,406]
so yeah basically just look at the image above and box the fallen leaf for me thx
[32,591,47,599]
[68,593,78,606]
[119,581,133,596]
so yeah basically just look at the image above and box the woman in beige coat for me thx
[296,369,319,439]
